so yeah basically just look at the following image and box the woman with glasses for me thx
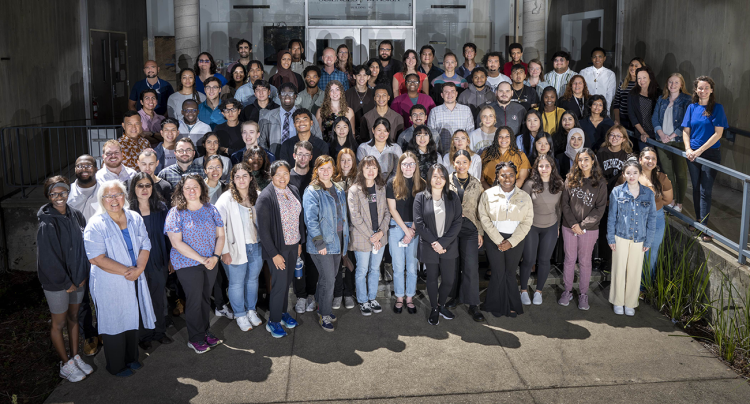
[392,50,429,96]
[194,52,228,94]
[196,133,232,181]
[84,180,155,376]
[37,176,93,382]
[164,174,226,353]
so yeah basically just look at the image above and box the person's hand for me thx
[205,256,219,270]
[318,247,328,255]
[408,227,416,238]
[298,244,303,257]
[401,234,412,245]
[370,231,382,244]
[499,240,513,251]
[66,284,77,293]
[372,241,382,252]
[685,147,696,161]
[78,279,86,288]
[431,241,444,253]
[477,236,483,249]
[221,253,232,265]
[609,243,616,251]
[273,254,286,270]
[124,266,140,281]
[657,130,669,143]
[168,262,175,274]
[641,133,650,143]
[571,224,584,235]
[642,246,650,253]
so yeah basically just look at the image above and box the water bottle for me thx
[294,257,304,279]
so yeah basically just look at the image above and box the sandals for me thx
[393,300,403,314]
[405,300,417,314]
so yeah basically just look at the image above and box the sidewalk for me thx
[45,284,749,404]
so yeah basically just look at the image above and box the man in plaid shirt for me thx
[427,83,475,153]
[318,47,349,91]
[157,138,206,187]
[118,110,151,169]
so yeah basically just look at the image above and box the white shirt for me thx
[493,188,520,234]
[95,165,136,183]
[579,66,616,112]
[485,73,512,93]
[67,181,100,221]
[179,120,212,145]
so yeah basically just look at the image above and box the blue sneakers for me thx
[280,312,298,329]
[266,321,287,338]
[318,314,334,332]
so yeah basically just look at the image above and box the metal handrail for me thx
[0,125,122,197]
[645,138,750,264]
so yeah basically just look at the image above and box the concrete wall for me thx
[620,0,750,190]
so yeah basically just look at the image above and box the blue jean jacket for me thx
[607,183,657,247]
[303,182,350,255]
[651,92,691,138]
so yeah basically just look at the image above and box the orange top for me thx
[481,150,532,186]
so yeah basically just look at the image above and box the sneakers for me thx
[60,359,87,382]
[532,291,543,305]
[237,315,252,331]
[306,296,317,312]
[205,332,223,347]
[247,310,262,327]
[520,291,531,306]
[295,297,306,314]
[82,336,101,357]
[72,354,93,375]
[578,294,590,311]
[344,296,355,309]
[266,321,287,338]
[187,341,211,354]
[359,301,372,316]
[613,305,624,315]
[215,304,235,320]
[332,296,342,310]
[328,313,337,322]
[428,307,440,325]
[439,306,455,320]
[558,290,573,306]
[624,307,635,316]
[369,300,382,313]
[318,313,334,332]
[281,312,298,329]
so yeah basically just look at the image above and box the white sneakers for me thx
[237,310,263,331]
[295,298,306,314]
[624,307,636,316]
[614,305,636,316]
[215,304,235,320]
[306,296,316,312]
[60,358,88,382]
[247,310,262,327]
[72,354,93,375]
[237,315,252,331]
[520,291,531,305]
[532,291,543,305]
[613,305,624,315]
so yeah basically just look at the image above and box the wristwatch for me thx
[213,254,221,259]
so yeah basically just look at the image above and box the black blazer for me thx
[413,190,463,264]
[256,184,306,260]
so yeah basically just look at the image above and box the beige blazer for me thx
[347,183,391,252]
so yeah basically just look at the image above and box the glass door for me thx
[307,29,361,66]
[360,28,414,63]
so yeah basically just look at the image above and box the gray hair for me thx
[95,179,130,216]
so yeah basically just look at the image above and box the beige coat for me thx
[448,173,484,236]
[347,183,391,252]
[478,186,534,247]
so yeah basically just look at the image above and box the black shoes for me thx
[158,335,174,345]
[428,307,440,325]
[468,305,486,322]
[406,301,417,314]
[138,340,152,351]
[439,306,455,320]
[393,300,403,314]
[445,298,458,309]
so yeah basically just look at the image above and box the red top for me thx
[503,61,528,77]
[393,72,428,96]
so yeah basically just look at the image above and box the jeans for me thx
[354,247,385,303]
[657,141,688,205]
[643,208,666,288]
[388,220,419,298]
[334,251,356,297]
[561,226,598,295]
[225,243,263,317]
[686,147,720,223]
[310,253,342,316]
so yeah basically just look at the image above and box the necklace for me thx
[512,86,524,101]
[457,175,470,188]
[574,96,585,116]
[355,88,367,105]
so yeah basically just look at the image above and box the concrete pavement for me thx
[45,284,749,403]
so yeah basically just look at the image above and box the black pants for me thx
[597,205,612,268]
[140,266,168,342]
[101,329,139,375]
[520,223,558,291]
[176,264,218,343]
[334,251,356,297]
[482,234,525,316]
[268,245,298,323]
[293,246,319,298]
[78,281,98,339]
[449,219,481,305]
[212,262,229,309]
[426,257,457,309]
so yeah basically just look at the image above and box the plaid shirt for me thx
[157,160,206,187]
[318,68,350,91]
[118,135,150,169]
[426,103,475,153]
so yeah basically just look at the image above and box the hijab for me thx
[273,50,298,89]
[565,128,585,161]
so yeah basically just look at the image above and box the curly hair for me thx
[333,148,357,185]
[193,52,218,74]
[584,94,609,119]
[600,124,633,153]
[692,75,717,117]
[171,174,210,210]
[243,145,271,180]
[310,155,336,188]
[127,172,165,212]
[392,151,425,200]
[493,161,518,186]
[481,126,522,166]
[560,74,591,101]
[228,163,258,206]
[566,148,605,189]
[354,156,386,190]
[227,63,247,88]
[528,154,564,195]
[319,80,350,125]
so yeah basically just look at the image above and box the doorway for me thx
[307,28,414,66]
[89,30,129,125]
[561,10,604,71]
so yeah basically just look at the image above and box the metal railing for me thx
[0,125,122,197]
[646,138,750,265]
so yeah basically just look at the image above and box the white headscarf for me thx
[565,128,585,161]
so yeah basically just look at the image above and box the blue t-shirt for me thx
[121,228,138,267]
[195,73,228,94]
[129,78,175,116]
[681,103,728,150]
[197,101,228,129]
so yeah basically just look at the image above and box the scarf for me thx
[274,50,298,90]
[565,128,585,161]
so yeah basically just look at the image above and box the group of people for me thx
[41,38,728,382]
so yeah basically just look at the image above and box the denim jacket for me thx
[607,183,657,247]
[651,92,691,138]
[303,182,350,255]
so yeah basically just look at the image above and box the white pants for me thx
[608,236,645,308]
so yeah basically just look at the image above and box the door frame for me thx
[88,29,129,125]
[560,10,604,61]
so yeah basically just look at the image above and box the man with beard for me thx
[296,66,324,113]
[319,47,349,91]
[178,99,211,145]
[377,40,402,86]
[95,140,136,183]
[509,64,539,111]
[457,67,495,120]
[67,155,102,356]
[478,81,527,136]
[259,82,323,157]
[270,39,312,76]
[226,39,253,74]
[128,60,174,116]
[235,60,281,106]
[157,138,206,187]
[278,109,328,167]
[125,149,174,202]
[418,45,444,96]
[118,110,151,169]
[481,51,512,93]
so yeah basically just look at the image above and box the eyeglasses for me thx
[411,113,426,118]
[378,48,392,52]
[223,107,238,113]
[609,134,623,139]
[76,164,93,169]
[206,165,223,171]
[103,192,125,200]
[280,92,295,97]
[198,59,211,64]
[175,149,194,154]
[401,162,416,168]
[136,183,152,189]
[205,86,220,91]
[406,80,419,84]
[296,153,312,159]
[49,191,69,199]
[182,108,198,113]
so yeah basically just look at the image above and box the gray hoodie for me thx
[36,203,90,291]
[457,84,495,109]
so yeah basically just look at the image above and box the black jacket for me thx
[256,184,306,260]
[36,203,90,291]
[413,190,463,264]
